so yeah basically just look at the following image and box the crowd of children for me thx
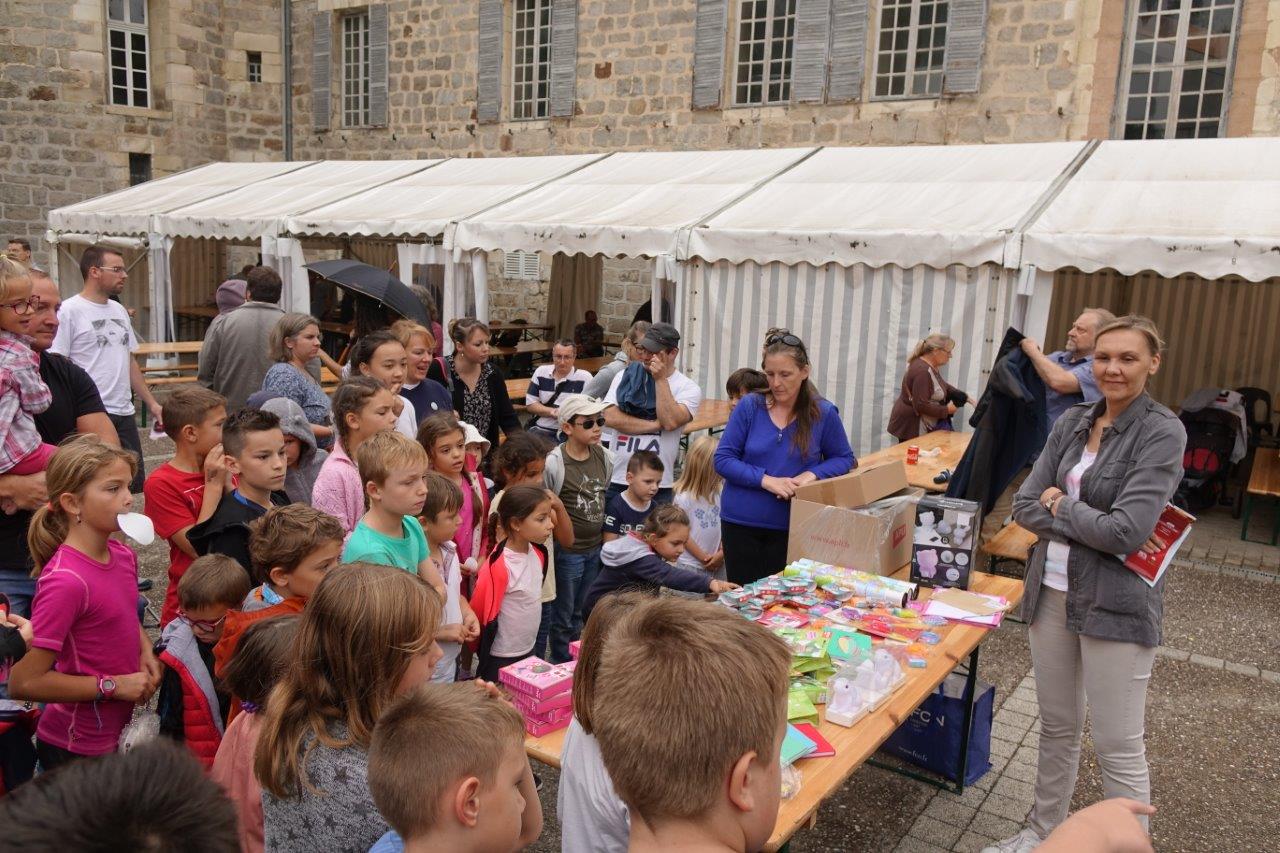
[0,329,1157,853]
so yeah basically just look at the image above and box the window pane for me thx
[108,0,124,22]
[129,0,145,24]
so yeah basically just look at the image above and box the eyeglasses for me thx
[95,265,127,275]
[0,296,38,315]
[765,331,805,349]
[178,609,228,632]
[572,417,606,429]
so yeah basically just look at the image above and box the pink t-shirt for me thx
[29,541,141,755]
[311,442,364,536]
[211,711,266,853]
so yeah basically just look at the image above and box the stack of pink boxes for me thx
[499,657,577,736]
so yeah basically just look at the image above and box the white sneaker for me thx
[980,828,1042,853]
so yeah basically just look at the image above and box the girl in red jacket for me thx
[470,485,557,682]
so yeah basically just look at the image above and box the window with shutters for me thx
[503,250,541,280]
[873,0,948,99]
[342,11,372,127]
[512,0,553,120]
[1117,0,1240,140]
[733,0,798,106]
[106,0,150,108]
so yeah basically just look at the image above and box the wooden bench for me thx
[1241,448,1280,545]
[982,521,1037,576]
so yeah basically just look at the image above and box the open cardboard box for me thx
[787,461,920,576]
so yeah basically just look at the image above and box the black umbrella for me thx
[304,259,430,326]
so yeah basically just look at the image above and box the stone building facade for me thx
[5,0,1280,331]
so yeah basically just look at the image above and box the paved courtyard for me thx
[131,433,1280,853]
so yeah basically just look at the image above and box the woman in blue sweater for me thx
[714,333,855,584]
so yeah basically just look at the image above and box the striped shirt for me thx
[0,329,52,472]
[526,365,592,432]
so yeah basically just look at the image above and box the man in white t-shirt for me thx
[50,245,163,492]
[601,322,701,505]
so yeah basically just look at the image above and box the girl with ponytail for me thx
[9,435,163,769]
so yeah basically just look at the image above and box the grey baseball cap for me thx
[639,322,680,353]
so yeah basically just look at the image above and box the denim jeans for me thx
[0,568,37,619]
[549,546,602,663]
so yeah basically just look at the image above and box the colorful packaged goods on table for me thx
[499,657,577,736]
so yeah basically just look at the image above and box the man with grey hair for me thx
[1020,308,1117,427]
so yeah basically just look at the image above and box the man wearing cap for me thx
[543,394,615,663]
[600,322,701,505]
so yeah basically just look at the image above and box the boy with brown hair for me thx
[155,554,252,768]
[420,472,480,682]
[187,408,289,579]
[212,505,345,704]
[343,430,445,596]
[244,504,346,611]
[593,596,792,853]
[143,385,228,625]
[367,682,543,853]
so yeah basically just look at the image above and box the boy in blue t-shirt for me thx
[601,450,663,542]
[342,431,445,599]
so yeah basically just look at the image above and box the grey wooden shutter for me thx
[312,10,332,131]
[369,4,389,126]
[549,0,577,117]
[943,0,988,94]
[826,0,867,102]
[692,0,727,110]
[477,0,503,122]
[791,0,832,104]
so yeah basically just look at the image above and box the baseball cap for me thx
[556,394,611,426]
[639,322,680,353]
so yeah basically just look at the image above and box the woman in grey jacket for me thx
[987,316,1185,853]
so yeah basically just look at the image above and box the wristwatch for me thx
[96,674,118,701]
[1044,495,1060,514]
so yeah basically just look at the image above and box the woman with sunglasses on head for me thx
[888,333,971,443]
[985,316,1184,853]
[714,332,855,585]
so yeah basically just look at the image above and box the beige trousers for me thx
[1027,587,1156,839]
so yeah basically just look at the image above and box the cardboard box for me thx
[910,495,983,590]
[787,461,919,575]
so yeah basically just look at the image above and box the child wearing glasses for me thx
[0,257,56,512]
[543,395,615,663]
[155,554,250,768]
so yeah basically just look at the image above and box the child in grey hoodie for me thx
[259,396,328,504]
[582,504,737,619]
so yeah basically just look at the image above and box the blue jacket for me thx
[714,393,856,531]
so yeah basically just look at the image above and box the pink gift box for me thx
[569,640,582,660]
[523,705,573,736]
[499,657,576,700]
[512,688,574,718]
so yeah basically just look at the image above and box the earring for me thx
[75,513,82,525]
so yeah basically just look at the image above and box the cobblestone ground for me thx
[134,433,1280,853]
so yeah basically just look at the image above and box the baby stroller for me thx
[1173,407,1238,513]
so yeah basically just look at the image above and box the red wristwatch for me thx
[96,675,118,701]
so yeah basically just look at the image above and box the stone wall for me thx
[288,0,1108,162]
[0,0,284,267]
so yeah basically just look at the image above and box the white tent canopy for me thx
[1021,138,1280,283]
[153,160,439,241]
[687,141,1091,269]
[284,153,606,238]
[47,161,315,237]
[448,147,818,259]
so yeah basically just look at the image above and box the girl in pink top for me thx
[417,413,490,579]
[311,377,398,534]
[8,436,163,767]
[211,613,300,853]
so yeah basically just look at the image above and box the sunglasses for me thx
[178,609,228,633]
[765,332,805,349]
[572,416,607,429]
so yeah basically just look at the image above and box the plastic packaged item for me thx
[118,709,160,753]
[780,763,803,799]
[499,657,576,700]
